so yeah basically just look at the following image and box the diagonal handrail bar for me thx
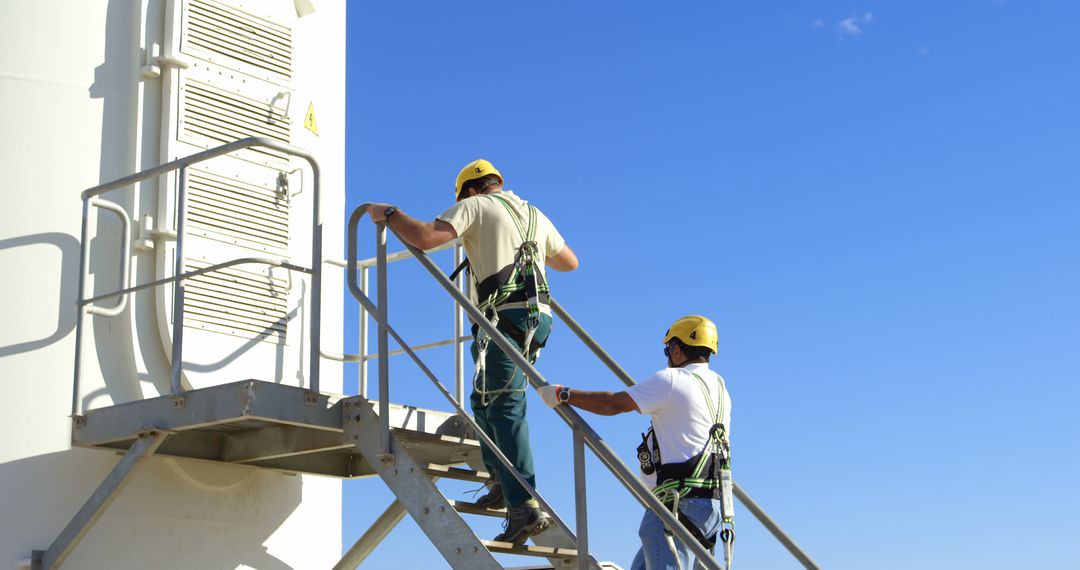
[79,257,311,306]
[347,205,721,569]
[348,283,586,555]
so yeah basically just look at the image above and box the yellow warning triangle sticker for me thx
[304,102,319,136]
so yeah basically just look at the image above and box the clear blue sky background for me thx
[342,2,1079,568]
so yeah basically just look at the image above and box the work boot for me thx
[492,502,547,545]
[469,478,504,509]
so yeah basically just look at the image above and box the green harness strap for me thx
[472,195,550,405]
[475,195,549,314]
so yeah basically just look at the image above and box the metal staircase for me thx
[337,203,821,570]
[36,139,819,569]
[341,395,590,569]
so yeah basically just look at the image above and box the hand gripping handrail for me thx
[346,205,721,569]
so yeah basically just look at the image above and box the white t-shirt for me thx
[437,190,565,313]
[626,362,732,468]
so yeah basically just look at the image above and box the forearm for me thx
[367,203,456,250]
[546,244,579,272]
[389,211,439,250]
[566,389,637,416]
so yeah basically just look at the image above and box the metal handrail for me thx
[347,202,821,570]
[353,239,457,269]
[347,205,705,567]
[323,242,468,400]
[84,199,131,317]
[322,336,470,363]
[80,257,311,306]
[346,206,595,565]
[72,137,322,418]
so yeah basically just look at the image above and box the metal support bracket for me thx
[32,430,169,570]
[344,397,501,569]
[170,396,185,410]
[153,53,190,69]
[333,497,412,569]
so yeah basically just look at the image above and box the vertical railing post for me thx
[359,266,369,397]
[376,223,391,460]
[573,426,590,570]
[308,165,322,396]
[169,167,189,397]
[453,244,465,405]
[71,198,93,418]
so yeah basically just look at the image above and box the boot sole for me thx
[494,514,551,545]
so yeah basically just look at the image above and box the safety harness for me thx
[643,371,736,569]
[466,195,550,406]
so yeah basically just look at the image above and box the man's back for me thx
[628,362,732,465]
[437,190,565,312]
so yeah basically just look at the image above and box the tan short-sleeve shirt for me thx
[437,190,565,312]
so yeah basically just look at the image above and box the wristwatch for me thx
[383,206,398,220]
[558,387,571,404]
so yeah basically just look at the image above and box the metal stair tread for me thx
[447,499,507,518]
[481,540,578,558]
[391,428,480,448]
[422,463,490,482]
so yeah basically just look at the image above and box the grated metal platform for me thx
[72,380,479,478]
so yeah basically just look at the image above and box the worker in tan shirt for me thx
[367,159,578,544]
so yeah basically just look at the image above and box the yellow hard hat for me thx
[663,315,718,354]
[455,159,503,198]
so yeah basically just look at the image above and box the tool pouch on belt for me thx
[638,427,660,475]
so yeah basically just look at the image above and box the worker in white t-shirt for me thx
[539,315,732,570]
[367,159,579,545]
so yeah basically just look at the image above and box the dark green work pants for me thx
[469,308,552,508]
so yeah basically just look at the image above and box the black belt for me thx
[476,266,550,308]
[681,486,722,500]
[471,316,547,353]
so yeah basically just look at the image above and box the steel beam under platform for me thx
[72,380,479,478]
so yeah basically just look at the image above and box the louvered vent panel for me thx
[185,0,292,82]
[188,168,289,255]
[183,259,289,342]
[180,80,290,165]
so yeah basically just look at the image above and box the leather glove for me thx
[538,384,564,407]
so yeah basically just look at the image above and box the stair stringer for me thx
[343,397,503,569]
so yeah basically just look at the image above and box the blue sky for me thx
[342,2,1079,568]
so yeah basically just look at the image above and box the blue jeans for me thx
[469,309,552,508]
[631,498,723,570]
